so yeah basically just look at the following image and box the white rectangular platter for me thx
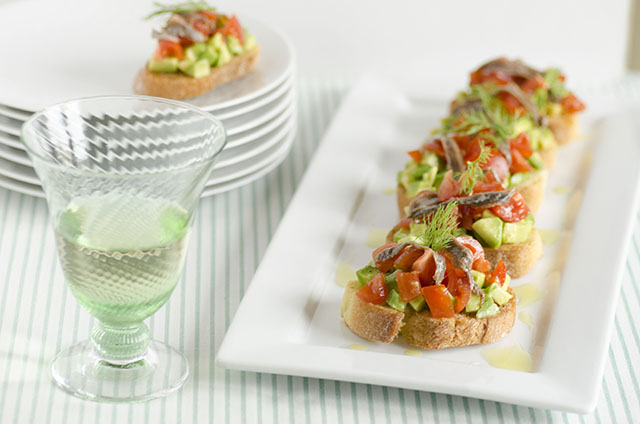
[217,75,640,413]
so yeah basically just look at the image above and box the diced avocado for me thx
[200,45,219,65]
[227,35,244,55]
[527,152,544,170]
[409,296,426,312]
[409,164,432,180]
[216,43,232,67]
[503,274,511,289]
[502,217,533,244]
[210,32,225,49]
[470,270,486,288]
[148,57,179,73]
[546,102,563,117]
[472,217,503,249]
[179,58,211,78]
[433,170,446,188]
[524,214,535,225]
[485,282,513,306]
[178,59,194,74]
[385,270,399,292]
[393,228,410,243]
[185,42,207,61]
[509,172,532,188]
[356,265,378,287]
[386,289,406,312]
[244,33,257,51]
[409,222,427,237]
[514,117,533,135]
[537,128,555,150]
[465,294,482,313]
[421,166,438,188]
[481,209,496,219]
[420,152,440,168]
[476,296,500,318]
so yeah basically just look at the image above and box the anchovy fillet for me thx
[408,190,514,219]
[477,58,541,80]
[433,251,446,285]
[439,136,465,173]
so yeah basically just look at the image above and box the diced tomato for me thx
[560,93,586,113]
[412,249,436,286]
[447,271,471,313]
[177,36,194,47]
[498,91,524,116]
[521,75,546,93]
[473,258,492,273]
[422,285,455,318]
[396,271,422,303]
[490,191,530,222]
[481,153,509,182]
[356,273,388,305]
[455,237,484,261]
[509,133,533,158]
[192,19,211,36]
[437,170,461,202]
[509,149,533,174]
[394,246,424,271]
[487,259,507,286]
[221,14,244,44]
[372,243,403,273]
[154,39,184,60]
[423,140,445,159]
[407,149,423,163]
[470,70,512,86]
[473,170,504,193]
[198,10,217,20]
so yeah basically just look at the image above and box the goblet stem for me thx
[91,321,150,365]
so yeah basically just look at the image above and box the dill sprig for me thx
[458,143,492,194]
[416,201,459,252]
[145,1,215,19]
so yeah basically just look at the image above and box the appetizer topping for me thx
[438,135,465,173]
[408,189,514,219]
[432,251,447,285]
[471,57,541,83]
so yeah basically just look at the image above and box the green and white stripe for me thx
[0,78,639,423]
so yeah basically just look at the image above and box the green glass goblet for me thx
[21,96,226,402]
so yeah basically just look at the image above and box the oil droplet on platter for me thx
[347,344,367,351]
[538,229,560,245]
[482,345,532,372]
[335,262,356,287]
[404,349,423,357]
[366,228,388,248]
[519,311,534,330]
[552,185,570,195]
[383,186,397,195]
[513,283,542,307]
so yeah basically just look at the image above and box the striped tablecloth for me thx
[1,78,639,423]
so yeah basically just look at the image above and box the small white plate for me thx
[0,105,30,121]
[225,90,294,136]
[208,122,295,184]
[0,0,294,112]
[203,130,294,196]
[0,173,43,198]
[216,75,640,413]
[0,131,22,150]
[0,155,38,185]
[0,143,30,167]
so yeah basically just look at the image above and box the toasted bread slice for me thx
[537,140,558,171]
[547,113,579,145]
[340,281,404,343]
[341,281,516,349]
[133,46,260,100]
[400,287,516,349]
[396,169,546,217]
[484,228,542,278]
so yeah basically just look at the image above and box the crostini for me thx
[341,202,517,349]
[133,1,259,100]
[465,57,586,145]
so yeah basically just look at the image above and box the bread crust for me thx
[133,46,260,100]
[400,287,516,349]
[341,281,516,349]
[537,140,558,171]
[484,228,543,278]
[340,281,405,343]
[547,113,579,145]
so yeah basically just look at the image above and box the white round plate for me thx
[0,0,294,112]
[0,105,30,121]
[202,133,293,197]
[226,102,294,149]
[0,115,20,137]
[0,131,22,150]
[0,155,38,185]
[0,173,43,198]
[0,143,30,166]
[216,115,294,168]
[225,90,294,136]
[208,123,295,184]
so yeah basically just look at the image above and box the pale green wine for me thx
[55,195,191,326]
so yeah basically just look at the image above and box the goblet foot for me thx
[51,339,189,402]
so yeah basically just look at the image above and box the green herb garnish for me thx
[416,201,459,251]
[145,1,215,19]
[458,142,492,194]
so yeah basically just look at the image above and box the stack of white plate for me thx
[0,0,295,198]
